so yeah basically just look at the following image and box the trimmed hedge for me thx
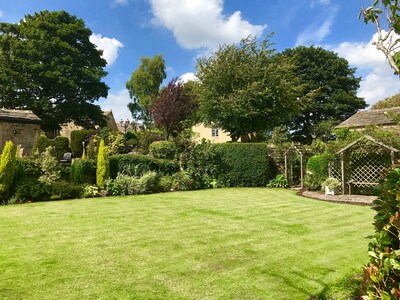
[212,143,278,187]
[109,154,179,178]
[70,130,97,158]
[33,135,70,159]
[304,154,330,190]
[149,141,177,160]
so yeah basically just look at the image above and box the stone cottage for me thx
[0,108,42,155]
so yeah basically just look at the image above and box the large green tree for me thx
[0,10,109,130]
[280,46,366,143]
[196,36,301,142]
[126,55,166,126]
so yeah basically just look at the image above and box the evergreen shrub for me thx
[32,135,69,159]
[51,180,83,200]
[0,141,17,198]
[109,154,179,178]
[96,140,109,189]
[70,159,84,183]
[213,143,277,187]
[149,141,177,160]
[70,130,97,157]
[304,154,329,191]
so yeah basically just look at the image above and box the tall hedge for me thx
[32,135,70,159]
[0,141,17,197]
[70,130,97,158]
[212,143,277,187]
[304,154,329,190]
[96,140,109,189]
[109,154,179,178]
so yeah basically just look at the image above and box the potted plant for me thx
[322,177,341,195]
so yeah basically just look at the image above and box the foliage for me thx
[106,171,158,195]
[363,166,400,299]
[82,185,99,198]
[0,10,108,130]
[96,140,109,189]
[11,177,50,203]
[304,154,330,191]
[158,175,173,192]
[171,171,194,191]
[360,0,400,73]
[0,141,17,198]
[38,146,61,186]
[31,134,69,159]
[196,35,300,141]
[266,174,288,188]
[134,129,164,154]
[109,154,179,179]
[70,130,97,158]
[149,141,177,160]
[126,55,166,125]
[152,78,198,139]
[321,176,341,190]
[372,92,400,109]
[51,180,83,200]
[70,159,85,184]
[310,120,336,142]
[213,143,278,187]
[362,125,400,150]
[280,46,366,143]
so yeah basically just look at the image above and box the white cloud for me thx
[296,8,337,46]
[332,32,400,106]
[101,89,132,122]
[179,72,198,83]
[111,0,129,7]
[148,0,266,50]
[0,10,3,18]
[310,0,330,7]
[89,34,124,66]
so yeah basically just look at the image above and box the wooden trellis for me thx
[332,135,399,195]
[284,144,304,188]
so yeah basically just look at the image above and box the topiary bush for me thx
[109,154,179,178]
[32,134,69,159]
[213,143,278,187]
[70,130,97,158]
[0,141,17,199]
[149,141,177,160]
[304,154,330,191]
[96,139,109,189]
[363,166,400,299]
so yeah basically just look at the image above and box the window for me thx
[211,128,219,137]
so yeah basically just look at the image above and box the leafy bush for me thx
[96,140,109,189]
[70,159,85,183]
[51,180,83,200]
[149,141,177,160]
[363,166,400,298]
[137,171,158,194]
[12,177,51,203]
[106,178,125,196]
[0,141,17,199]
[38,147,61,186]
[158,175,173,192]
[32,134,69,159]
[321,176,340,190]
[106,171,159,195]
[267,174,288,188]
[172,171,194,191]
[82,185,99,198]
[304,154,329,191]
[109,154,179,178]
[213,143,278,187]
[70,130,97,157]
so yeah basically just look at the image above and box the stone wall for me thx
[0,121,41,155]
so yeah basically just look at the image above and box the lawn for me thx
[0,188,374,300]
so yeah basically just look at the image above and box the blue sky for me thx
[0,0,399,122]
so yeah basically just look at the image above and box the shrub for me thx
[149,141,177,160]
[304,154,329,191]
[70,159,84,184]
[109,154,179,178]
[213,143,277,187]
[70,130,97,157]
[82,185,99,198]
[31,134,69,159]
[137,171,158,194]
[38,146,61,186]
[51,180,83,200]
[106,178,125,196]
[0,141,17,199]
[363,166,400,298]
[267,174,288,188]
[96,140,109,189]
[158,175,173,192]
[172,171,194,191]
[12,177,51,203]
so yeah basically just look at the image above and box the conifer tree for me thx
[96,139,109,189]
[0,141,17,197]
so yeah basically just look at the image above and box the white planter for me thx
[325,186,336,196]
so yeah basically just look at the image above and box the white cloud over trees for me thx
[90,34,124,66]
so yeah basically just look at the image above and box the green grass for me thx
[0,188,374,300]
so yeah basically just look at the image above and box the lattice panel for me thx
[350,151,390,184]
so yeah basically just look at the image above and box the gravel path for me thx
[300,190,377,206]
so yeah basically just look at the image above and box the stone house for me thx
[336,107,400,131]
[0,108,41,155]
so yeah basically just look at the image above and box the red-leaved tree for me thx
[152,79,198,140]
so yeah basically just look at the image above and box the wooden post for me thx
[284,153,288,181]
[341,152,345,195]
[391,150,395,165]
[300,154,304,189]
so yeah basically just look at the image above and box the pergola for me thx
[284,144,304,189]
[333,135,399,195]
